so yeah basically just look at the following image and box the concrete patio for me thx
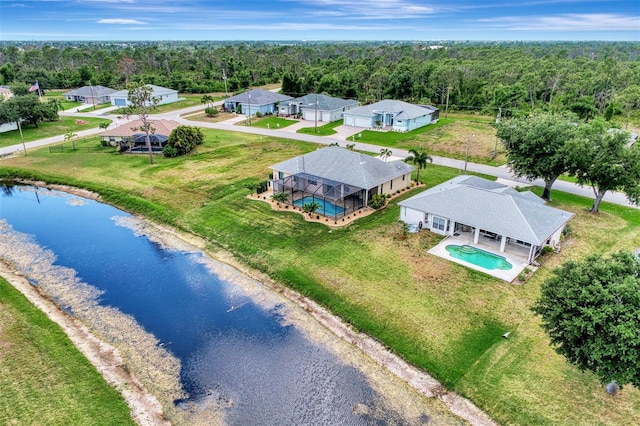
[428,230,532,282]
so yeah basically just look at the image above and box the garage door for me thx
[344,115,355,126]
[354,117,371,128]
[302,110,316,121]
[114,98,127,106]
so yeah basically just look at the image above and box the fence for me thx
[49,144,117,153]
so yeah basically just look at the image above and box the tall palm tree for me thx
[201,94,214,108]
[406,148,433,184]
[380,148,392,161]
[64,131,78,150]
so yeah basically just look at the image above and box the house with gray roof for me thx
[270,146,414,219]
[109,84,179,107]
[64,85,116,105]
[224,88,292,116]
[399,175,574,263]
[278,94,360,123]
[343,100,439,132]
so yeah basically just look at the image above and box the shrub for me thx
[162,145,179,158]
[368,194,387,209]
[204,107,219,117]
[164,126,204,157]
[255,111,263,118]
[541,245,555,255]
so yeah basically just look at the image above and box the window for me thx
[390,180,393,190]
[433,216,446,231]
[278,171,285,179]
[402,175,405,181]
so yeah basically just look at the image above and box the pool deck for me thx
[428,232,532,282]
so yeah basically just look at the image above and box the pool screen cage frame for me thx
[272,172,365,220]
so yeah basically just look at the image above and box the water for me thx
[445,245,513,271]
[0,184,452,425]
[294,196,345,216]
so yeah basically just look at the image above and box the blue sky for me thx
[1,0,638,41]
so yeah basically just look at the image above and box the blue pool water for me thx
[0,183,436,424]
[294,196,345,216]
[446,245,513,270]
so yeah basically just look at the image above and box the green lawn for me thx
[0,277,135,425]
[245,115,297,129]
[0,116,111,148]
[111,93,204,116]
[1,129,639,425]
[297,120,342,136]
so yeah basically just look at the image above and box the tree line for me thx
[1,41,639,118]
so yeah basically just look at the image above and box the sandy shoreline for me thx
[0,181,496,426]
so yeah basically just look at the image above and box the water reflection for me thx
[0,184,455,425]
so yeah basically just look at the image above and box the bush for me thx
[164,126,204,157]
[162,145,178,158]
[368,193,387,209]
[541,245,555,255]
[255,111,263,118]
[204,107,219,117]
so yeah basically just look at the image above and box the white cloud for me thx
[97,18,147,24]
[479,13,640,31]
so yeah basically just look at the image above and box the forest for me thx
[1,40,639,119]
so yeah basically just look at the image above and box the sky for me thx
[0,0,638,41]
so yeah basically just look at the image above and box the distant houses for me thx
[109,84,179,107]
[64,85,116,105]
[343,100,439,132]
[278,94,360,122]
[224,88,292,116]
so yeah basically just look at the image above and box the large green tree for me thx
[566,118,640,212]
[127,82,159,165]
[496,113,577,200]
[0,95,57,128]
[164,125,203,157]
[532,251,640,388]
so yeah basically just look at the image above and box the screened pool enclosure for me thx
[271,172,366,220]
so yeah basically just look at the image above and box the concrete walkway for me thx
[1,100,636,210]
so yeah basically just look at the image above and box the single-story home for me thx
[270,146,414,219]
[109,84,179,107]
[0,86,13,100]
[343,100,439,132]
[64,85,116,104]
[278,94,360,123]
[98,118,180,152]
[399,175,574,263]
[224,88,292,116]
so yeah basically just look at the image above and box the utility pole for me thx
[89,84,96,110]
[314,93,318,133]
[222,68,228,98]
[492,107,502,160]
[17,120,26,155]
[464,133,475,174]
[445,86,450,119]
[248,93,251,126]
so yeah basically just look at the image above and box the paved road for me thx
[1,99,636,209]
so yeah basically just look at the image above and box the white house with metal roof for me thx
[399,176,574,263]
[224,88,292,116]
[109,84,179,107]
[278,94,360,122]
[270,146,414,219]
[342,100,439,132]
[64,85,116,105]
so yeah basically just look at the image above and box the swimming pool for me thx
[445,245,513,270]
[294,196,345,216]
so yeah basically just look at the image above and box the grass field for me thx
[1,129,639,424]
[0,116,111,148]
[248,115,297,129]
[0,277,135,425]
[297,119,342,136]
